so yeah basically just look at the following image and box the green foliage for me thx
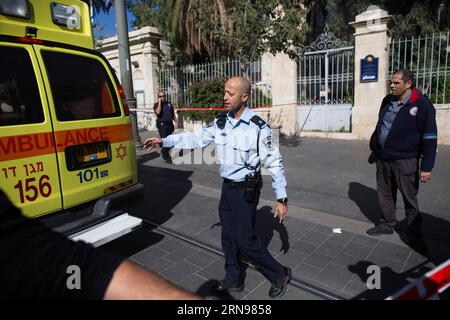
[429,76,450,105]
[315,0,450,42]
[127,0,160,30]
[128,0,312,65]
[90,0,113,15]
[181,78,226,123]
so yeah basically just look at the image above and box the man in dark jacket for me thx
[367,69,437,236]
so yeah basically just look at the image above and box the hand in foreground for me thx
[143,137,162,152]
[274,202,287,224]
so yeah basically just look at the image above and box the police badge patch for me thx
[410,106,418,116]
[262,135,274,151]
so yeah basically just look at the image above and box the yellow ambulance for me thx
[0,0,142,237]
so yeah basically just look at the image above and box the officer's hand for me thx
[274,203,287,224]
[420,171,432,183]
[143,137,162,152]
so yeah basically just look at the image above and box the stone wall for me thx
[436,107,450,145]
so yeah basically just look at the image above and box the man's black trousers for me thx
[376,158,420,226]
[157,122,174,160]
[218,182,284,284]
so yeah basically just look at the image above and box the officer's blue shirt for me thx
[379,89,411,149]
[154,101,174,123]
[162,107,287,199]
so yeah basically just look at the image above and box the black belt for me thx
[223,178,246,188]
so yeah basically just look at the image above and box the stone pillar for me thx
[96,26,163,131]
[263,52,298,136]
[350,5,393,139]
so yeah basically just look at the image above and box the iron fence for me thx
[158,59,272,109]
[388,31,450,106]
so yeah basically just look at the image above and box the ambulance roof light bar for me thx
[0,0,30,19]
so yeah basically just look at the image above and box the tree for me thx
[90,0,113,15]
[129,0,314,65]
[126,0,160,30]
[146,0,230,65]
[309,0,449,42]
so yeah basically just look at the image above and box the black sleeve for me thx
[0,190,125,300]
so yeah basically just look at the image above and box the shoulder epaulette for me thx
[250,115,268,129]
[216,112,227,119]
[215,112,227,129]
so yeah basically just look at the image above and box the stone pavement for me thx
[104,132,450,300]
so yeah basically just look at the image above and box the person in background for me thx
[154,91,178,164]
[367,69,437,237]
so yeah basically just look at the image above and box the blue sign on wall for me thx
[360,55,379,82]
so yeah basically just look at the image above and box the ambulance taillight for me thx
[117,86,130,116]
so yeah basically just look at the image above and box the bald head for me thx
[224,77,251,114]
[226,77,251,95]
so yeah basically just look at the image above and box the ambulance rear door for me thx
[34,46,137,210]
[0,42,63,217]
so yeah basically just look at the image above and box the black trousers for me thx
[218,182,284,284]
[376,158,420,226]
[157,122,174,159]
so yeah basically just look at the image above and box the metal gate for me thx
[297,25,354,132]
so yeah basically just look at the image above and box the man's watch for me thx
[277,197,288,205]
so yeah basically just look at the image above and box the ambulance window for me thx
[0,46,44,126]
[42,51,121,121]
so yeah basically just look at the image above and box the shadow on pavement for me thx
[348,182,450,265]
[348,182,380,224]
[348,260,433,300]
[132,152,195,224]
[279,135,302,148]
[255,206,290,254]
[347,182,450,299]
[102,226,165,257]
[103,152,194,256]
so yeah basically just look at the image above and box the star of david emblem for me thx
[116,144,127,160]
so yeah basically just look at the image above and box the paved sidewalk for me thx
[105,132,450,300]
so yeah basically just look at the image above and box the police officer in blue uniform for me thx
[154,91,178,163]
[144,77,291,298]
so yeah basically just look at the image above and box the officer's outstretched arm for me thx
[162,122,216,149]
[258,126,287,200]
